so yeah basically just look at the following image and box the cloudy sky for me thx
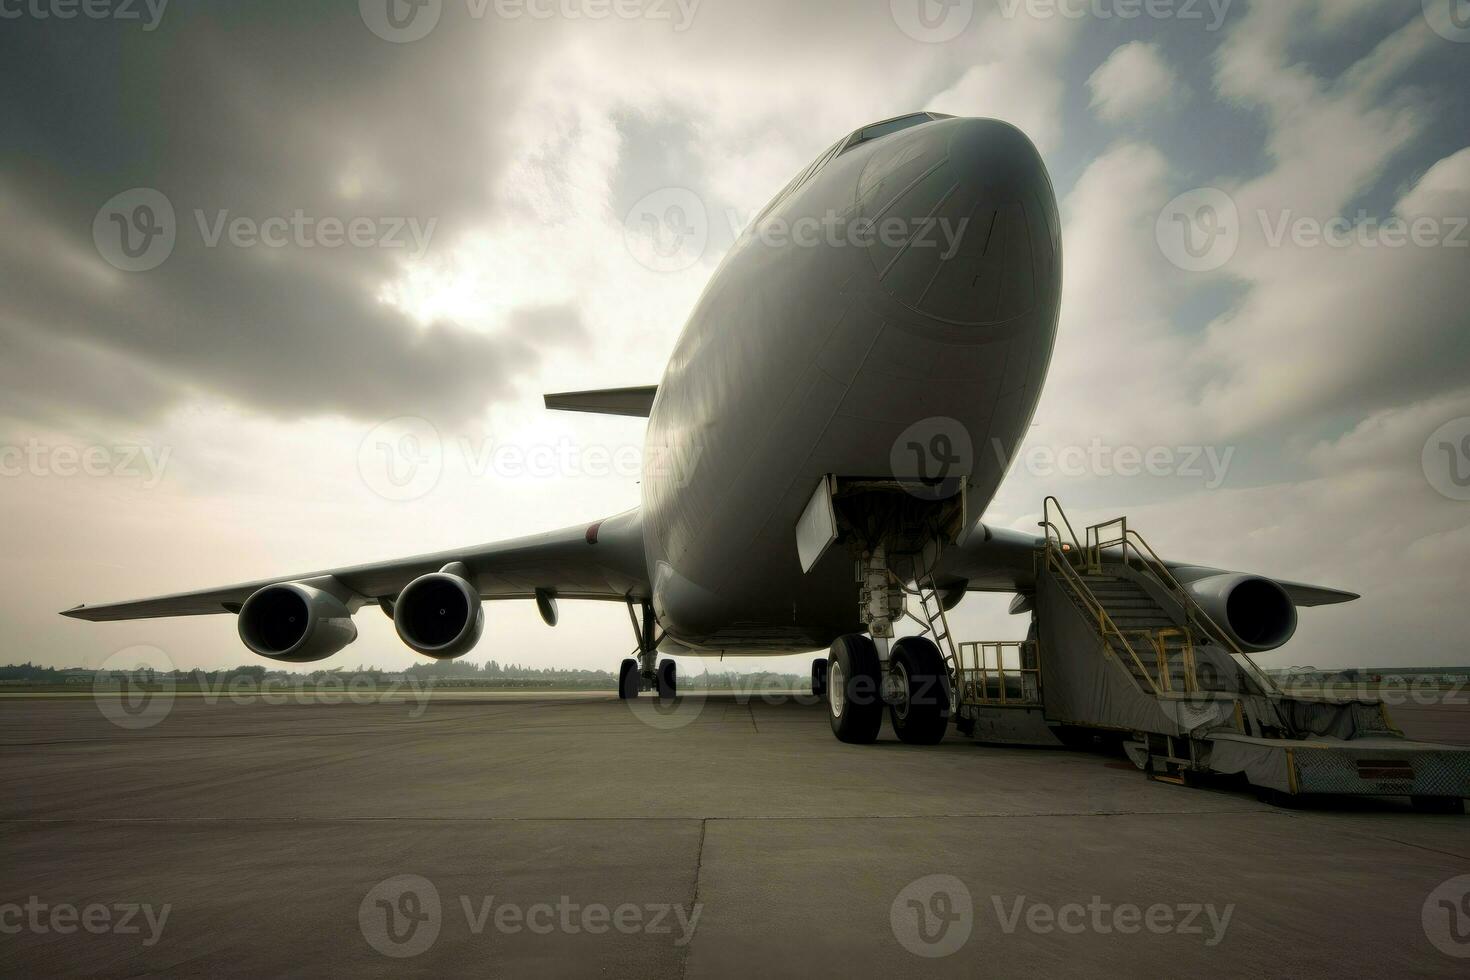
[2,0,1467,674]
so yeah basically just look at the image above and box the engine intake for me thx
[394,563,483,659]
[1184,573,1298,653]
[238,583,357,663]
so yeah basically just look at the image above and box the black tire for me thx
[657,659,677,699]
[811,658,828,699]
[888,636,951,745]
[618,658,639,700]
[1411,795,1466,815]
[828,634,883,744]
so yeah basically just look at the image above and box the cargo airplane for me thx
[63,113,1357,744]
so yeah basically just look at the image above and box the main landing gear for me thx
[827,634,951,745]
[619,599,677,700]
[826,545,951,745]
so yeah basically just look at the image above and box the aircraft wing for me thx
[59,509,650,622]
[937,523,1359,607]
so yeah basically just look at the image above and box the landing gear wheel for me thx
[811,658,828,699]
[828,634,883,744]
[657,659,677,699]
[618,658,639,700]
[888,636,952,745]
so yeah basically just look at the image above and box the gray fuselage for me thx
[641,115,1062,652]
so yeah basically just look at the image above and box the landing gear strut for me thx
[620,599,675,700]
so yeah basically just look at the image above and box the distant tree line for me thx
[3,661,808,690]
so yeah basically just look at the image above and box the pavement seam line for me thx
[680,818,708,980]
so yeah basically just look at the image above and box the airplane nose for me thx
[857,117,1059,326]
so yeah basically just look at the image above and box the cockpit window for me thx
[749,112,945,227]
[844,113,935,151]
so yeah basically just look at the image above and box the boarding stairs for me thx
[939,497,1470,807]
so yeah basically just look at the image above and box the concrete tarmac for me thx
[1,692,1467,978]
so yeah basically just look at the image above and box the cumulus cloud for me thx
[1087,42,1183,122]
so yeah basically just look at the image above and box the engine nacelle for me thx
[238,583,357,663]
[393,564,484,659]
[1184,573,1298,653]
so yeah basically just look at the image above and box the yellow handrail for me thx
[1112,527,1279,696]
[1038,534,1165,696]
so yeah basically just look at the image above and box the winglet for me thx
[544,386,658,418]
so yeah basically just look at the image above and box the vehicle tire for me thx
[657,659,677,699]
[1411,795,1465,815]
[828,634,883,744]
[618,658,639,700]
[888,636,951,745]
[811,658,828,699]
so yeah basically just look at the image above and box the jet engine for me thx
[237,583,358,663]
[393,562,484,659]
[1183,573,1298,653]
